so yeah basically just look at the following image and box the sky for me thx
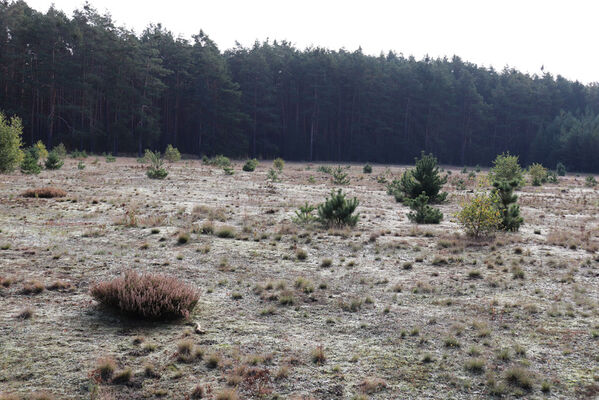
[25,0,599,84]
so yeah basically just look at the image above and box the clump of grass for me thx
[96,357,116,382]
[111,367,132,384]
[178,232,190,244]
[46,280,71,291]
[90,270,199,320]
[279,290,294,306]
[216,226,236,239]
[504,367,534,390]
[296,248,308,260]
[512,266,525,279]
[215,389,238,400]
[275,365,289,380]
[190,385,204,399]
[16,307,33,319]
[320,258,333,268]
[206,353,221,369]
[231,292,243,300]
[311,345,326,364]
[144,363,159,378]
[402,262,413,270]
[444,336,460,348]
[359,377,387,394]
[468,270,482,279]
[497,348,511,361]
[21,280,44,295]
[464,358,485,374]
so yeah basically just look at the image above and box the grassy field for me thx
[0,158,598,399]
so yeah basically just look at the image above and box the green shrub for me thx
[33,140,48,160]
[406,193,443,224]
[69,149,88,159]
[146,150,168,179]
[556,162,566,176]
[223,165,234,175]
[105,154,116,163]
[455,192,501,238]
[394,152,447,203]
[21,147,41,174]
[547,170,558,183]
[528,163,547,186]
[52,143,67,159]
[292,202,316,225]
[585,175,597,187]
[273,157,284,171]
[331,165,350,185]
[164,144,181,162]
[0,112,24,172]
[492,179,523,231]
[317,165,332,174]
[44,150,64,170]
[242,158,258,172]
[317,189,359,227]
[267,168,279,182]
[77,160,86,170]
[363,164,372,173]
[489,152,523,184]
[203,154,230,167]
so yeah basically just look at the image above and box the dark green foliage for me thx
[317,189,359,227]
[363,164,372,173]
[21,147,41,174]
[2,2,599,172]
[292,202,316,224]
[395,153,447,203]
[242,158,258,172]
[406,193,443,224]
[492,179,523,231]
[44,150,64,170]
[146,151,168,179]
[0,112,24,172]
[556,162,566,176]
[331,165,350,185]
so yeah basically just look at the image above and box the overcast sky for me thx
[26,0,599,84]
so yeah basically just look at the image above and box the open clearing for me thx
[1,158,598,399]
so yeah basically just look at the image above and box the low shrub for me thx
[242,158,258,172]
[406,192,443,224]
[273,157,285,171]
[455,192,501,238]
[23,187,66,198]
[90,270,199,320]
[20,147,41,174]
[317,189,359,227]
[44,151,63,170]
[164,144,181,162]
[363,164,372,173]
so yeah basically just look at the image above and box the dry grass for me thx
[22,187,66,198]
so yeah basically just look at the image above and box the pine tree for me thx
[21,147,42,174]
[398,152,447,203]
[45,150,64,170]
[492,179,523,231]
[317,189,359,227]
[406,192,443,224]
[0,112,24,172]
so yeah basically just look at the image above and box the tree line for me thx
[1,1,599,171]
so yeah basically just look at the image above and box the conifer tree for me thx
[492,179,523,231]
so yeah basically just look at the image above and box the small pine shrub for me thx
[489,152,523,184]
[69,149,88,159]
[546,170,558,183]
[223,165,234,175]
[203,154,230,167]
[317,189,359,228]
[33,140,48,160]
[528,163,547,186]
[395,152,447,203]
[292,202,316,225]
[77,160,85,170]
[331,165,350,185]
[146,150,168,179]
[406,193,443,224]
[492,179,523,231]
[585,175,597,187]
[90,270,199,320]
[273,157,284,171]
[20,147,41,175]
[44,151,64,170]
[363,164,372,173]
[267,168,279,182]
[105,154,116,163]
[0,112,24,172]
[242,158,258,172]
[455,192,501,238]
[317,165,332,174]
[52,143,67,159]
[556,162,566,176]
[163,144,181,162]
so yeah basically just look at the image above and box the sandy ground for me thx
[0,158,598,399]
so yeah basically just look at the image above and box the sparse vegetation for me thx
[317,189,359,227]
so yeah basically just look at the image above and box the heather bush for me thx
[0,112,24,172]
[90,270,199,320]
[23,187,66,198]
[164,144,181,162]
